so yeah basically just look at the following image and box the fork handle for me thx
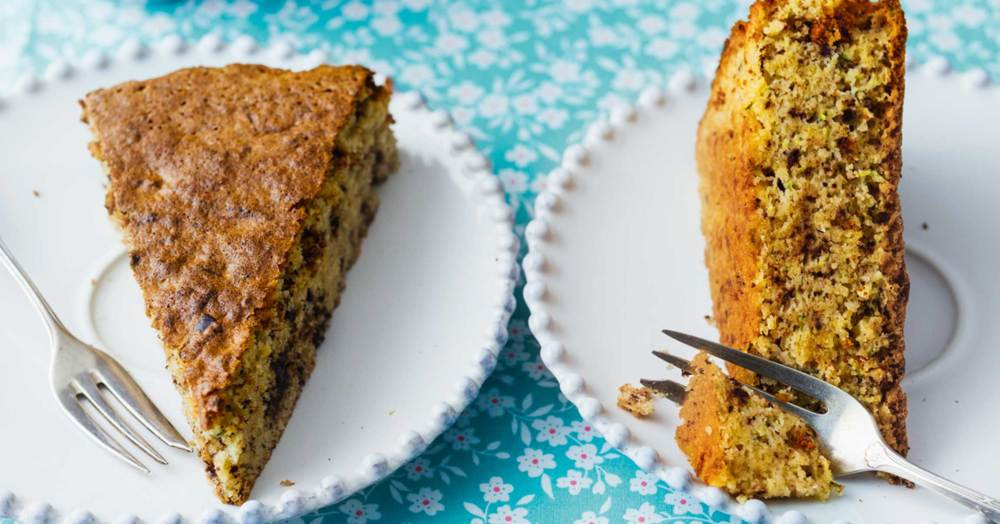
[866,442,1000,522]
[0,236,66,339]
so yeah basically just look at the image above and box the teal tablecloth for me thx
[2,1,997,522]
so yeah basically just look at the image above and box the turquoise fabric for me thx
[1,1,997,523]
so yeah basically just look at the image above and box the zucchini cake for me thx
[676,353,839,500]
[81,64,399,504]
[696,0,909,462]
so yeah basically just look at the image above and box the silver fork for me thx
[0,236,191,472]
[644,329,1000,522]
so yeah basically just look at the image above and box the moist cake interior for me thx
[700,0,908,456]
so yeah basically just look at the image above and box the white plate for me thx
[0,37,516,523]
[524,67,1000,523]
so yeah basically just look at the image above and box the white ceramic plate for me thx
[0,37,516,523]
[524,65,1000,524]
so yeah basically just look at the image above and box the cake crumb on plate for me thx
[617,384,656,417]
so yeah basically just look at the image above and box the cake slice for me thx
[676,353,839,500]
[81,64,398,504]
[696,0,909,461]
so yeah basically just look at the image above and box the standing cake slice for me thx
[81,64,398,504]
[696,0,909,458]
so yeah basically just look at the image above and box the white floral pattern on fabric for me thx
[574,510,610,524]
[487,505,530,524]
[570,420,598,443]
[624,502,665,524]
[403,457,434,480]
[480,476,515,503]
[406,487,445,516]
[0,1,991,523]
[629,470,660,496]
[444,426,481,451]
[338,499,382,524]
[567,444,604,470]
[516,448,556,478]
[665,491,703,516]
[478,387,516,417]
[557,470,593,495]
[531,416,572,446]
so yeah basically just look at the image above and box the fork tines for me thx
[659,329,849,405]
[640,349,695,403]
[641,329,850,426]
[639,378,687,404]
[53,341,192,474]
[651,350,692,373]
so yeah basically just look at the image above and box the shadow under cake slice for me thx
[81,64,399,504]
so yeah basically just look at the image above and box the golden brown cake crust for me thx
[80,64,379,421]
[675,354,728,488]
[696,0,909,456]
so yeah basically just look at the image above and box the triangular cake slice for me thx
[81,64,398,504]
[676,353,840,500]
[696,0,909,463]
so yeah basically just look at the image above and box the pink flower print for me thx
[516,448,556,478]
[538,107,568,129]
[488,505,529,524]
[556,469,593,495]
[623,502,663,523]
[404,458,434,480]
[522,358,553,381]
[574,511,609,524]
[531,416,570,446]
[507,319,529,342]
[500,343,530,366]
[570,420,598,442]
[444,427,481,450]
[566,444,603,470]
[339,499,382,524]
[629,471,658,495]
[664,491,702,515]
[480,476,514,503]
[499,169,529,194]
[406,487,444,516]
[477,387,515,417]
[505,145,538,168]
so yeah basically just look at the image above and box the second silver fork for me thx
[0,236,190,472]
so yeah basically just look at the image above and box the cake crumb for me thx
[703,314,715,326]
[921,222,929,230]
[280,479,295,487]
[32,190,40,197]
[90,278,97,286]
[617,384,656,417]
[388,409,396,416]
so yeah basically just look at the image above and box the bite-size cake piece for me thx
[696,0,909,460]
[676,353,840,500]
[81,64,399,504]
